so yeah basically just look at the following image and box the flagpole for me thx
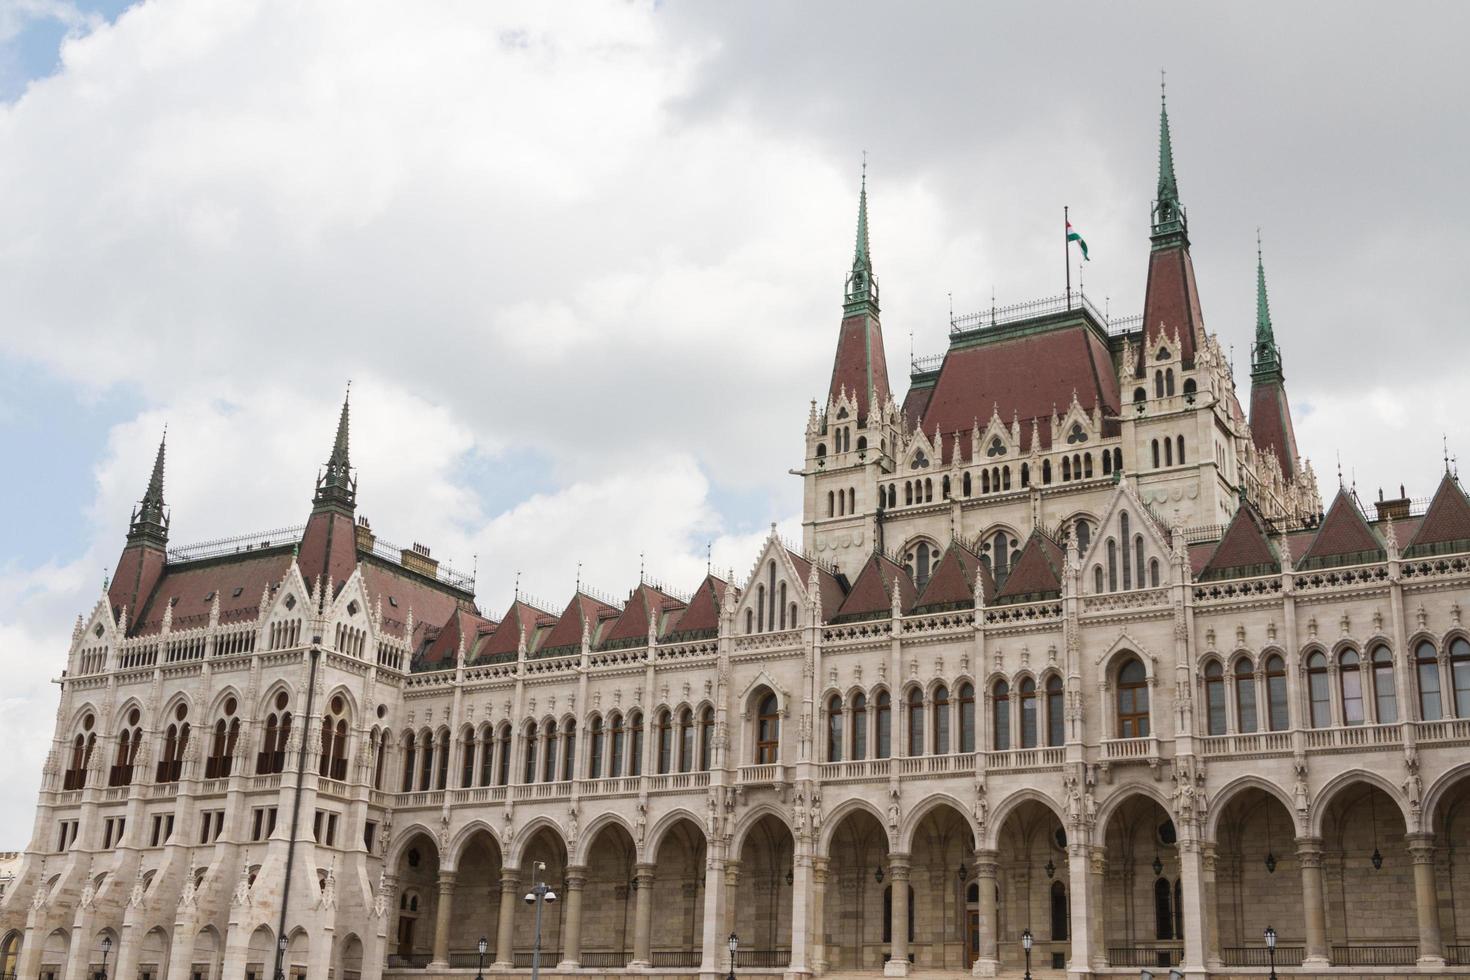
[1064,205,1071,310]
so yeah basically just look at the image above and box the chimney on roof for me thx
[1375,487,1411,522]
[401,542,439,579]
[355,516,376,554]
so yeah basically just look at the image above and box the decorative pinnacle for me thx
[128,427,169,543]
[314,383,356,508]
[1157,84,1179,206]
[1251,231,1283,380]
[844,155,879,311]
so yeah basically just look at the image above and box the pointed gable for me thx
[1405,474,1470,557]
[1298,490,1384,569]
[473,599,557,665]
[536,592,622,658]
[994,530,1065,603]
[1197,504,1280,581]
[913,540,993,612]
[414,608,498,673]
[665,574,728,641]
[1250,384,1300,480]
[830,553,917,624]
[601,583,688,649]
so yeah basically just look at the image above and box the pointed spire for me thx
[312,384,357,513]
[1151,77,1187,242]
[126,428,170,548]
[1251,231,1283,381]
[843,156,879,315]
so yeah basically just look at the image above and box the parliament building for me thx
[3,96,1469,980]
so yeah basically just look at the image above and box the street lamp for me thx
[275,935,288,980]
[1021,928,1033,980]
[1264,925,1278,980]
[97,936,112,980]
[727,932,739,980]
[476,936,489,980]
[523,861,558,980]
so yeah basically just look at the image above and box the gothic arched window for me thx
[992,680,1011,751]
[1046,675,1065,747]
[1234,660,1257,733]
[1204,661,1226,735]
[827,695,843,763]
[851,693,869,761]
[906,687,924,757]
[1416,641,1442,720]
[958,683,975,753]
[1116,658,1150,738]
[1339,649,1364,725]
[756,693,780,765]
[1371,646,1397,723]
[1307,653,1331,728]
[1265,655,1289,731]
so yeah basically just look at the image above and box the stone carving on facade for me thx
[371,871,393,919]
[1292,757,1312,826]
[78,871,96,910]
[972,780,988,834]
[1403,750,1423,822]
[635,800,647,845]
[178,872,197,910]
[566,802,579,847]
[319,861,337,911]
[886,786,901,844]
[231,862,251,908]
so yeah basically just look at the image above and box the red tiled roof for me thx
[1405,474,1470,556]
[1188,541,1217,577]
[665,574,728,639]
[361,556,473,647]
[901,385,933,432]
[784,549,849,618]
[110,542,167,631]
[1197,504,1279,580]
[1298,490,1384,567]
[1140,243,1205,367]
[1249,382,1300,480]
[472,599,558,663]
[994,530,1065,602]
[914,540,993,610]
[416,608,498,671]
[828,311,892,424]
[915,326,1120,462]
[831,553,916,622]
[539,592,622,654]
[129,548,295,637]
[297,510,358,602]
[601,583,687,648]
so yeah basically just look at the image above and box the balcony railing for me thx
[1198,731,1292,757]
[738,764,787,785]
[736,949,790,968]
[578,951,629,968]
[1222,945,1304,966]
[1304,722,1401,750]
[1331,944,1417,965]
[1101,736,1155,761]
[987,747,1065,770]
[650,950,701,967]
[1108,945,1181,968]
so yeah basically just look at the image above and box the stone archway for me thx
[904,800,976,971]
[38,928,67,980]
[820,806,888,971]
[190,925,222,980]
[448,829,504,965]
[1212,786,1304,968]
[649,817,707,967]
[732,813,794,968]
[283,929,308,980]
[578,821,637,968]
[990,797,1070,974]
[1320,781,1417,966]
[0,929,20,979]
[1432,771,1470,961]
[513,825,568,967]
[244,926,274,980]
[1100,792,1182,970]
[390,830,441,966]
[337,934,364,980]
[139,927,170,980]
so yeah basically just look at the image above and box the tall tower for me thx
[1248,238,1300,479]
[108,432,170,628]
[803,170,898,570]
[298,388,360,602]
[1140,85,1208,366]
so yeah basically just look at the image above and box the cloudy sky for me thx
[0,0,1465,843]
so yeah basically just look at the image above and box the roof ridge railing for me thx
[950,289,1128,336]
[365,533,475,592]
[168,525,306,564]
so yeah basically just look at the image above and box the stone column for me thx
[1176,839,1208,976]
[973,849,1000,977]
[493,869,519,969]
[1295,837,1329,967]
[789,850,814,976]
[811,857,829,974]
[884,853,911,977]
[1200,842,1222,970]
[559,865,587,969]
[631,862,656,967]
[1088,847,1108,970]
[699,854,729,978]
[723,860,741,940]
[1407,832,1445,965]
[430,869,457,968]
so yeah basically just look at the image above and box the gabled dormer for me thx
[1297,489,1385,570]
[1404,473,1470,558]
[738,536,815,635]
[1196,502,1281,582]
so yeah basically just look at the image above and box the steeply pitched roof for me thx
[1405,474,1470,557]
[994,530,1065,603]
[414,607,498,672]
[600,583,687,649]
[536,592,622,656]
[1249,382,1300,480]
[784,549,849,620]
[128,548,295,637]
[1297,489,1384,569]
[1197,504,1280,581]
[830,553,916,623]
[472,599,558,664]
[665,574,729,640]
[914,325,1120,462]
[913,540,993,611]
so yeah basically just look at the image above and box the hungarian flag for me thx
[1067,220,1090,261]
